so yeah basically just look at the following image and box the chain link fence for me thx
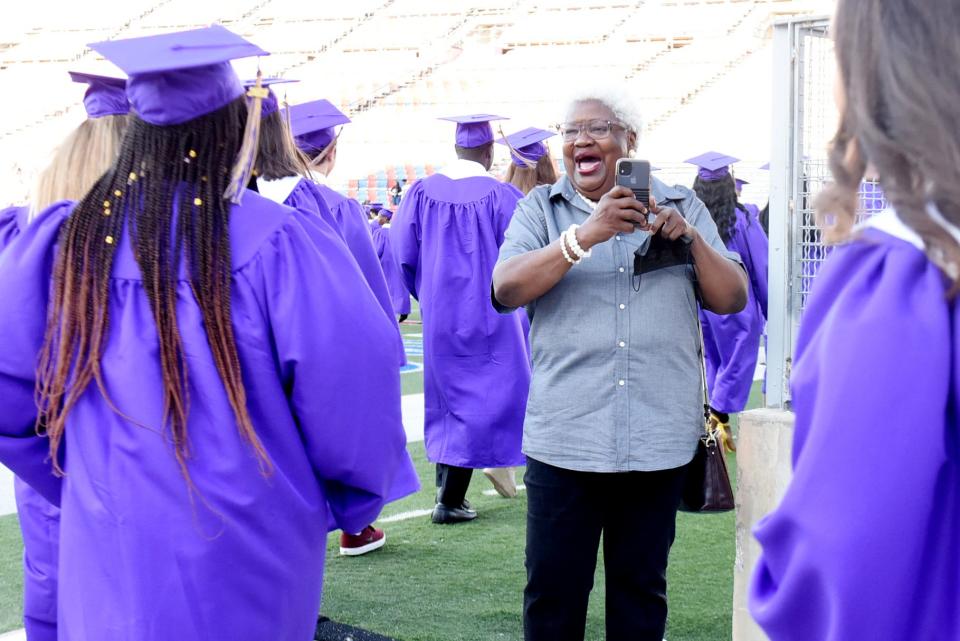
[766,16,887,409]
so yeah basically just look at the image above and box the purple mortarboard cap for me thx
[284,99,351,155]
[496,127,555,167]
[684,152,740,181]
[244,77,297,118]
[438,114,508,148]
[760,162,770,170]
[735,178,749,190]
[381,207,393,220]
[69,71,129,119]
[87,25,268,126]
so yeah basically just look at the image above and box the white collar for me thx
[861,204,960,250]
[437,158,490,180]
[257,175,303,205]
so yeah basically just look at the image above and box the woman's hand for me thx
[639,197,697,243]
[576,186,647,251]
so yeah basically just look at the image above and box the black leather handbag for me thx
[678,310,735,513]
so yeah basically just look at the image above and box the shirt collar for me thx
[256,175,302,205]
[861,204,960,250]
[437,158,490,180]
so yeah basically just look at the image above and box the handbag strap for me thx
[695,315,712,435]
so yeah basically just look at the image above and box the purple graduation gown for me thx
[699,205,768,413]
[391,174,530,468]
[749,220,960,640]
[261,177,406,366]
[310,181,407,365]
[370,224,411,316]
[0,192,416,641]
[0,204,60,641]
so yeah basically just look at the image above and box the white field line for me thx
[377,508,434,523]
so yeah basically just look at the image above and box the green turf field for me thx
[0,302,760,640]
[319,386,759,641]
[400,300,424,397]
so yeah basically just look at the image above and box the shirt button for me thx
[618,267,625,273]
[619,303,625,310]
[618,380,625,387]
[615,235,622,241]
[619,341,626,348]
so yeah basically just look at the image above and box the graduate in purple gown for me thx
[391,114,531,523]
[252,81,413,557]
[0,26,413,641]
[749,1,960,638]
[369,206,412,321]
[0,70,131,641]
[282,99,404,361]
[688,152,768,451]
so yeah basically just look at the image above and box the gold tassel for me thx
[223,70,269,204]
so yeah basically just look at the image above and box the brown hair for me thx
[255,109,310,181]
[32,114,130,215]
[36,96,271,484]
[504,155,558,195]
[818,0,960,286]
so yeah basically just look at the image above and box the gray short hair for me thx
[563,85,643,151]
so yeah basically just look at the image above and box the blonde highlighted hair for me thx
[504,155,559,195]
[31,114,130,218]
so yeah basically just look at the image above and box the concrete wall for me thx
[732,408,796,641]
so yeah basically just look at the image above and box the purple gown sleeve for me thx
[748,231,959,641]
[0,202,75,506]
[0,205,24,249]
[390,181,423,299]
[737,207,769,319]
[495,184,523,243]
[253,213,418,534]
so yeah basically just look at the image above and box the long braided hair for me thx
[36,96,271,484]
[693,173,750,244]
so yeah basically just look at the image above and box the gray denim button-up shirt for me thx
[496,175,742,473]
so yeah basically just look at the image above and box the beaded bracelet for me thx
[559,230,578,265]
[565,224,592,259]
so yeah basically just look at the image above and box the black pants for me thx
[523,457,687,641]
[435,463,473,507]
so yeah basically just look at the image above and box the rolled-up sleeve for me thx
[497,198,550,264]
[492,197,552,313]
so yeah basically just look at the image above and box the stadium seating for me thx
[0,0,833,205]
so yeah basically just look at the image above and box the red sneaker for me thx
[339,526,386,557]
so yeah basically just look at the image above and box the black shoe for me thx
[431,502,477,524]
[434,489,471,511]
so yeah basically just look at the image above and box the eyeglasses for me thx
[556,120,627,142]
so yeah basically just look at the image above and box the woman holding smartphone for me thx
[492,86,746,641]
